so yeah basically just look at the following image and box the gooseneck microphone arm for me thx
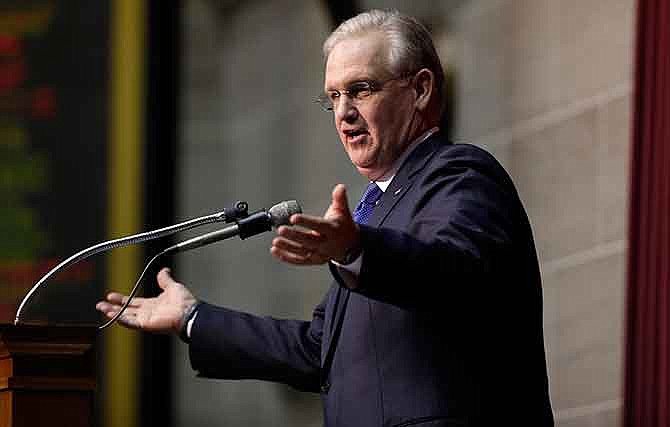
[14,201,250,326]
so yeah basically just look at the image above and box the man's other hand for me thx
[96,268,197,334]
[271,184,360,265]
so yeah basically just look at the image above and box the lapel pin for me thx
[393,187,403,196]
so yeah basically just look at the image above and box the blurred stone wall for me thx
[175,1,634,426]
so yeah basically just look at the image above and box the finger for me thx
[157,267,175,290]
[97,301,141,317]
[271,239,330,264]
[96,301,119,313]
[331,184,351,217]
[272,246,330,265]
[271,246,321,265]
[276,226,325,246]
[271,246,309,264]
[106,292,128,304]
[105,292,122,304]
[289,214,334,235]
[272,237,313,256]
[107,292,144,307]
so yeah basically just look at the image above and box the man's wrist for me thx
[336,243,362,265]
[178,301,201,343]
[334,226,362,265]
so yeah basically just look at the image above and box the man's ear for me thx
[413,68,434,112]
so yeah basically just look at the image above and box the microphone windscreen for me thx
[268,200,302,226]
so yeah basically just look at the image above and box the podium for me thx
[0,324,97,427]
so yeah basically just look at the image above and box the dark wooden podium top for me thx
[0,324,98,427]
[0,323,98,392]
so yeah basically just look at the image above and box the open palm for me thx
[96,268,197,334]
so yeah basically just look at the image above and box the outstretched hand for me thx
[271,184,360,265]
[96,268,197,334]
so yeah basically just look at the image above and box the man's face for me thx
[325,33,418,181]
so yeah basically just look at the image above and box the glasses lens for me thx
[315,95,333,111]
[348,82,373,100]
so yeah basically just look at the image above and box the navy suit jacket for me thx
[189,133,554,427]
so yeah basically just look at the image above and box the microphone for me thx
[165,200,301,253]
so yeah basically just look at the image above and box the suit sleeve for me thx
[346,147,523,309]
[188,288,329,393]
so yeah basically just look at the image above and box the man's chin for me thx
[345,149,381,177]
[353,164,382,181]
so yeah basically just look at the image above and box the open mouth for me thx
[343,129,368,144]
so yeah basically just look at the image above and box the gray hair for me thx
[323,9,446,113]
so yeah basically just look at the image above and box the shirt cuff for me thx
[187,311,198,339]
[331,250,363,275]
[330,250,363,289]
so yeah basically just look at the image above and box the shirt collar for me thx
[373,127,439,192]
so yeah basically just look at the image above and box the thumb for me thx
[331,184,351,217]
[157,267,174,290]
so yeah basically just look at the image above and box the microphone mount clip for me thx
[221,201,249,222]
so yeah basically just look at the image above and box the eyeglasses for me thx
[314,75,410,112]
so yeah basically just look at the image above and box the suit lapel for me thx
[368,133,443,227]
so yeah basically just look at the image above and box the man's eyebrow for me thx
[325,77,375,91]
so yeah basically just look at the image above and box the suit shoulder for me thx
[436,142,499,165]
[432,143,511,181]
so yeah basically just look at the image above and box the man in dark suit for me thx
[97,10,554,426]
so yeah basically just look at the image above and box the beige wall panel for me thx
[596,94,632,244]
[451,0,564,138]
[507,111,600,262]
[450,0,634,139]
[503,0,563,122]
[558,407,620,427]
[543,251,625,410]
[558,0,635,105]
[558,415,592,427]
[450,1,509,140]
[595,407,621,427]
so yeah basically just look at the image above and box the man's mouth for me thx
[343,129,368,144]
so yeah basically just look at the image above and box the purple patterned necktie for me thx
[353,182,383,225]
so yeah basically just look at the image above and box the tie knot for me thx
[360,182,382,205]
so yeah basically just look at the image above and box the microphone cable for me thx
[98,247,172,330]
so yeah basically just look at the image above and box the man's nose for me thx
[334,96,358,122]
